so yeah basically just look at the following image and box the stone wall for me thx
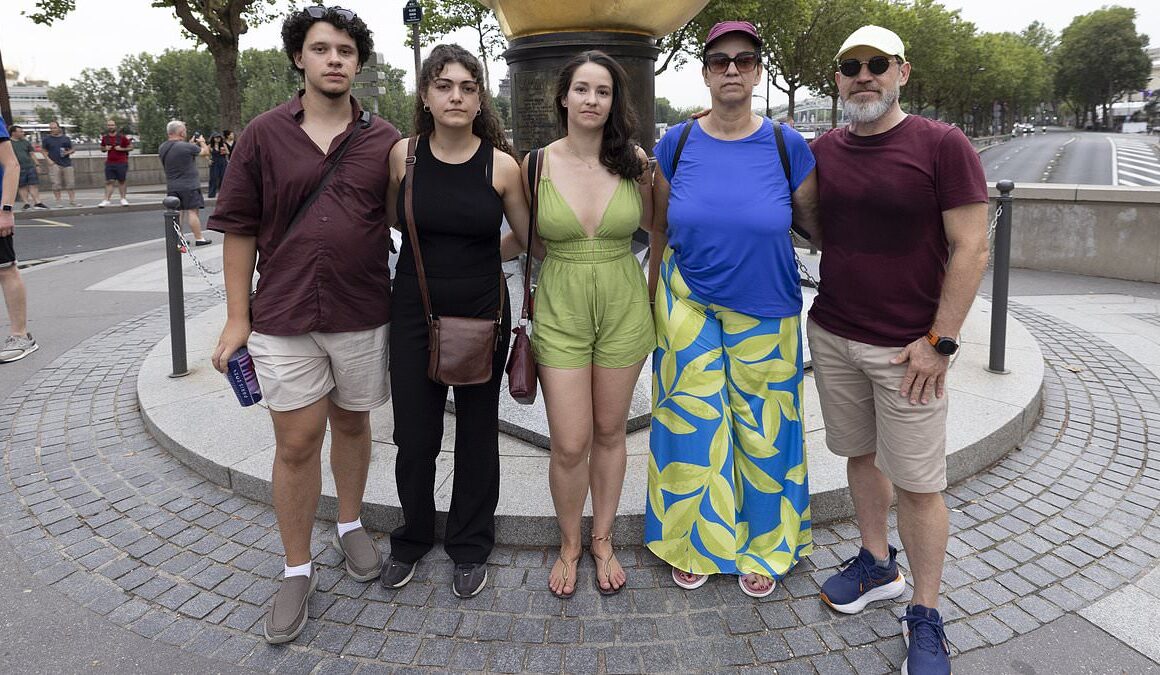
[33,155,210,189]
[990,184,1160,282]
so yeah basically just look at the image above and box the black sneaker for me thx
[379,558,415,589]
[33,203,49,209]
[194,239,213,246]
[452,562,488,598]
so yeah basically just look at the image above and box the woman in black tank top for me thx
[383,45,532,598]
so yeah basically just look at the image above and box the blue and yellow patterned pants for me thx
[645,248,812,578]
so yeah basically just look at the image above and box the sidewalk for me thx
[1,260,1158,672]
[11,182,216,220]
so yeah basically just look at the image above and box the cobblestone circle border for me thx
[1,298,1158,673]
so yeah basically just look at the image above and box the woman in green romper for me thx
[523,51,654,598]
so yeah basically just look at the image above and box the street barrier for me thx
[989,180,1014,373]
[163,196,189,378]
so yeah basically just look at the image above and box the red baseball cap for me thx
[704,21,763,55]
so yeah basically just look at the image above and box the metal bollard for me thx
[987,180,1014,374]
[163,196,189,378]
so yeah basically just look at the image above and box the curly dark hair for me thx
[281,6,374,74]
[414,44,512,156]
[553,50,642,181]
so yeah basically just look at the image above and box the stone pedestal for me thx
[504,32,660,156]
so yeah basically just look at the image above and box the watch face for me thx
[936,338,959,356]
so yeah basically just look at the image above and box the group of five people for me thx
[208,8,988,675]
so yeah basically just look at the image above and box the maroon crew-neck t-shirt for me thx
[808,115,988,347]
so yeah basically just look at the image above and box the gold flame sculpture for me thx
[474,0,711,39]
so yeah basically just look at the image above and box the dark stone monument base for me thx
[505,31,661,156]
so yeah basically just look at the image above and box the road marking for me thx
[1119,169,1160,184]
[1117,160,1160,178]
[22,218,73,228]
[1110,138,1160,186]
[1108,137,1119,186]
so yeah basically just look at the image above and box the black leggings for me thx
[388,272,511,565]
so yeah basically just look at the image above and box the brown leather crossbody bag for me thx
[402,136,504,386]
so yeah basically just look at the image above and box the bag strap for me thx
[286,109,372,234]
[669,118,696,176]
[520,148,544,323]
[772,120,792,184]
[404,136,506,327]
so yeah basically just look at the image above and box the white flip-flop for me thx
[672,567,708,590]
[738,573,776,598]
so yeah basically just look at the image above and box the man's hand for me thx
[211,316,252,373]
[891,337,948,405]
[0,211,13,238]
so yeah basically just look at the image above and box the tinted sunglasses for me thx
[704,51,761,74]
[303,5,355,21]
[838,56,896,77]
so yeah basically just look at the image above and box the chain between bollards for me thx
[163,196,189,378]
[988,180,1014,374]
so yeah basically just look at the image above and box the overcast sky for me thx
[2,0,1157,109]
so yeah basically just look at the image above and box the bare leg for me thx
[847,453,894,560]
[0,265,28,335]
[185,209,205,240]
[540,365,593,597]
[326,402,372,524]
[269,398,330,566]
[28,185,41,205]
[104,180,115,201]
[896,487,948,608]
[588,359,644,592]
[67,187,76,203]
[117,181,127,199]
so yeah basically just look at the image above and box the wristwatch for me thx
[1,204,12,212]
[926,331,959,356]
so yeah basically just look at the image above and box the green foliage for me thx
[410,0,508,89]
[1054,6,1151,128]
[34,107,57,123]
[373,63,417,136]
[47,48,299,148]
[21,0,75,25]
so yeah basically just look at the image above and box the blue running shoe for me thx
[820,545,907,614]
[899,604,951,675]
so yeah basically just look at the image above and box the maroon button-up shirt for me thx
[208,93,401,336]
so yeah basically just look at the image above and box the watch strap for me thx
[926,330,939,348]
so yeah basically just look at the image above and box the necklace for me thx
[564,139,597,170]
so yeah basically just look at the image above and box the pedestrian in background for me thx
[8,126,48,210]
[809,26,989,675]
[40,120,77,207]
[98,120,132,207]
[0,115,38,364]
[207,131,229,198]
[159,121,212,246]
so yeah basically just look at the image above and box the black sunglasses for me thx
[303,5,355,21]
[838,56,897,77]
[704,51,761,74]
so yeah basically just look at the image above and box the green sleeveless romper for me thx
[531,148,655,369]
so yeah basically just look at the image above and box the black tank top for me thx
[396,136,504,278]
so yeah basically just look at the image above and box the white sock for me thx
[284,561,312,578]
[337,518,363,537]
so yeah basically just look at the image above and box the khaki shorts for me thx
[806,318,948,493]
[49,163,75,191]
[247,324,390,413]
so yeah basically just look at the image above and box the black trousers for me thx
[388,272,511,565]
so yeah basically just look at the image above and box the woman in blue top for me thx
[647,21,821,598]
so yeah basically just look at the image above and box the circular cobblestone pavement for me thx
[1,298,1158,674]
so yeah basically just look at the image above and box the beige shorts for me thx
[247,324,390,413]
[48,163,75,190]
[806,318,948,493]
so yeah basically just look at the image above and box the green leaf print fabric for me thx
[646,247,812,578]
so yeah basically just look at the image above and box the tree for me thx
[411,0,507,89]
[1054,6,1150,129]
[25,0,282,133]
[374,63,416,136]
[803,0,872,128]
[654,0,760,76]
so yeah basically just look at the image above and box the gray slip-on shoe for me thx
[332,529,382,582]
[263,573,318,644]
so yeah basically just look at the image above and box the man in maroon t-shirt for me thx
[208,7,399,646]
[807,26,989,675]
[98,119,132,207]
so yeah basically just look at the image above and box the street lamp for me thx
[403,0,422,89]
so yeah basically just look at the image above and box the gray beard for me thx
[843,86,898,124]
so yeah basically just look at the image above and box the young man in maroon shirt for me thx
[807,26,990,675]
[98,120,132,207]
[209,6,401,644]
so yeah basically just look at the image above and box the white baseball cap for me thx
[835,25,906,62]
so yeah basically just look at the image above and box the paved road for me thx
[983,131,1160,186]
[15,207,219,264]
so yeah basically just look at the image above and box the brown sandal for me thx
[590,534,624,596]
[550,554,580,599]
